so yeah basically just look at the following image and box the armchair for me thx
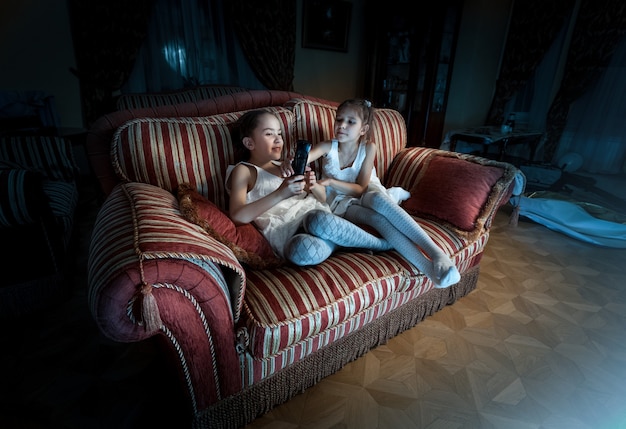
[0,134,80,317]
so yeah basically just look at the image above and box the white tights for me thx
[284,209,392,266]
[345,191,460,288]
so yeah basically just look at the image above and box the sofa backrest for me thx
[285,98,407,184]
[105,92,408,205]
[88,90,304,198]
[111,107,296,210]
[115,85,247,111]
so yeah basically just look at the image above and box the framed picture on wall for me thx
[302,0,352,52]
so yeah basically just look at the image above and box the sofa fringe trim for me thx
[192,266,480,429]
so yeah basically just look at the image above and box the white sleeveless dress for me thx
[226,161,331,258]
[322,139,409,216]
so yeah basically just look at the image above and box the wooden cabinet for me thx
[364,0,462,147]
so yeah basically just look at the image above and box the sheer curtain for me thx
[506,14,626,174]
[505,23,570,131]
[554,34,626,174]
[504,17,571,160]
[122,0,264,93]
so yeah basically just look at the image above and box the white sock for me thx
[346,199,460,288]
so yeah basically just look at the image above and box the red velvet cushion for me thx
[177,183,283,269]
[402,155,505,232]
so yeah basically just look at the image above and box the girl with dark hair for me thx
[226,109,392,266]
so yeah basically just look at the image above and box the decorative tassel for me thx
[140,282,162,331]
[509,204,520,227]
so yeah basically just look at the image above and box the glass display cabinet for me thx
[364,0,462,147]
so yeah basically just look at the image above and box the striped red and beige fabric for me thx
[239,214,488,362]
[42,180,79,247]
[111,108,296,208]
[88,183,248,407]
[207,106,298,154]
[194,85,247,100]
[88,90,304,197]
[388,217,489,293]
[387,147,519,240]
[384,146,438,191]
[237,259,480,388]
[284,98,406,184]
[241,251,407,359]
[0,169,44,227]
[285,98,338,145]
[370,108,407,184]
[88,182,247,331]
[111,117,237,206]
[285,98,339,176]
[0,135,79,181]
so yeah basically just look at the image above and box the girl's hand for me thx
[304,168,317,193]
[279,174,306,196]
[280,158,295,177]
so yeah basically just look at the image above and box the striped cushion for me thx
[285,98,406,184]
[384,146,436,190]
[239,265,478,387]
[370,108,406,184]
[112,108,295,209]
[240,281,424,386]
[241,215,488,360]
[285,98,338,145]
[243,251,407,358]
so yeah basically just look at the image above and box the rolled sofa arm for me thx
[87,182,246,412]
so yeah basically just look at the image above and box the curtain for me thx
[69,0,296,124]
[553,34,626,173]
[543,0,626,165]
[123,0,265,93]
[491,0,626,173]
[67,0,154,127]
[227,0,296,91]
[485,0,574,126]
[123,0,296,94]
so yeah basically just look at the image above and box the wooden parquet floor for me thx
[245,206,626,429]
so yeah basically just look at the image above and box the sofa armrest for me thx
[386,147,519,240]
[88,182,246,409]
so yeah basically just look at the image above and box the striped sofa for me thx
[86,89,520,429]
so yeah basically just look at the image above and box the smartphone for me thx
[292,139,312,177]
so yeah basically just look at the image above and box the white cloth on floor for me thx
[512,195,626,248]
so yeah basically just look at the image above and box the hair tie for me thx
[364,99,371,108]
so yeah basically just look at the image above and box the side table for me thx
[446,126,543,165]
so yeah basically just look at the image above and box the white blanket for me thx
[511,196,626,248]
